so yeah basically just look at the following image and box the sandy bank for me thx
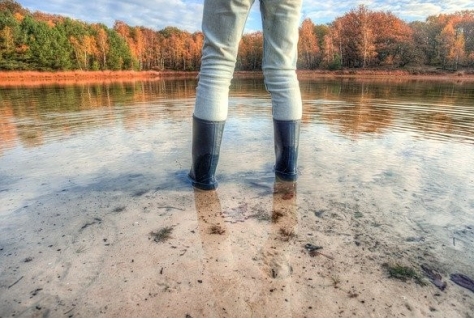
[2,69,474,88]
[0,70,198,87]
[296,69,474,82]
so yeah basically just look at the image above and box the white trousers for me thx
[194,0,303,122]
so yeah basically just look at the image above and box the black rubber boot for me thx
[274,119,300,182]
[189,115,225,190]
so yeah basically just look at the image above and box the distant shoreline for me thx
[0,70,198,87]
[1,69,474,87]
[297,69,474,82]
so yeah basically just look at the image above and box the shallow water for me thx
[1,78,474,317]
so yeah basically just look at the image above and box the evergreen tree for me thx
[106,29,133,70]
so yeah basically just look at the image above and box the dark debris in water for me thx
[421,264,447,291]
[132,189,149,197]
[157,206,185,212]
[353,211,363,218]
[209,224,225,235]
[271,210,285,223]
[314,209,326,218]
[80,218,102,231]
[304,243,334,259]
[30,288,43,297]
[149,227,173,243]
[406,236,425,243]
[112,206,126,213]
[304,243,323,252]
[279,227,296,241]
[450,273,474,293]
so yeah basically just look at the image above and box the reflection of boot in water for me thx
[260,180,298,279]
[252,180,298,317]
[193,189,251,317]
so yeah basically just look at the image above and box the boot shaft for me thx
[274,119,301,181]
[189,116,225,190]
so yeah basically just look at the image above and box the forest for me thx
[0,0,474,72]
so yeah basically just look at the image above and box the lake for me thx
[1,77,474,317]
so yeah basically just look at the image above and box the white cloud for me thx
[20,0,204,32]
[16,0,474,31]
[401,2,443,20]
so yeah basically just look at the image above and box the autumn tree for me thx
[463,13,474,67]
[157,26,203,71]
[140,27,160,70]
[237,31,263,70]
[457,11,474,66]
[0,2,31,69]
[409,21,432,65]
[314,24,329,51]
[320,32,340,69]
[330,5,377,68]
[371,11,414,67]
[114,21,140,69]
[452,29,466,70]
[191,31,204,70]
[159,27,182,69]
[92,24,109,70]
[106,28,133,70]
[60,18,97,70]
[438,23,466,69]
[0,10,19,67]
[298,18,319,69]
[421,12,474,69]
[0,0,28,16]
[357,5,376,67]
[323,19,344,69]
[326,6,419,68]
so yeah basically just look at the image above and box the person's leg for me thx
[260,0,303,181]
[194,0,255,122]
[190,0,255,190]
[260,0,302,121]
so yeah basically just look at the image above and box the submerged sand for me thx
[1,161,473,317]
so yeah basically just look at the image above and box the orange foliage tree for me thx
[298,18,319,69]
[237,31,263,70]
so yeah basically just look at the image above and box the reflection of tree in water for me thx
[0,79,198,149]
[0,106,17,153]
[301,79,474,141]
[413,112,453,138]
[321,103,394,137]
[312,81,394,137]
[1,78,474,151]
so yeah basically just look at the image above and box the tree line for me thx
[1,0,473,72]
[297,5,474,71]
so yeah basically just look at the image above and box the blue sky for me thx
[17,0,474,33]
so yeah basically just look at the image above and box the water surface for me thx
[1,78,474,317]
